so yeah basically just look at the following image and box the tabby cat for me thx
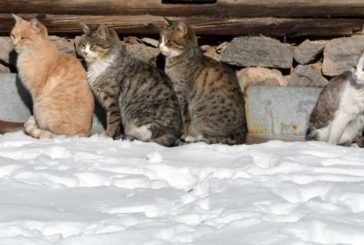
[76,24,182,146]
[306,52,364,146]
[159,20,247,145]
[11,15,94,138]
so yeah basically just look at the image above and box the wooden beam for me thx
[2,14,364,37]
[1,0,364,18]
[0,120,23,134]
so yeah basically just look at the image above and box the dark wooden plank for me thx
[162,0,217,3]
[0,120,23,134]
[2,14,364,37]
[1,0,364,18]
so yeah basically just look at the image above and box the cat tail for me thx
[203,136,246,145]
[200,130,247,145]
[24,116,58,139]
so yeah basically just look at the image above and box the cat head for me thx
[159,19,197,58]
[77,24,119,64]
[10,14,48,52]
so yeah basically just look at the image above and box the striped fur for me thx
[77,24,182,146]
[159,21,247,145]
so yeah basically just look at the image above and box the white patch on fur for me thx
[356,52,364,84]
[87,54,115,86]
[159,36,183,58]
[182,134,204,143]
[125,124,152,141]
[321,80,364,145]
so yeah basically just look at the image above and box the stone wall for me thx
[1,34,363,92]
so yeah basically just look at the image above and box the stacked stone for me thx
[1,35,364,86]
[218,35,364,90]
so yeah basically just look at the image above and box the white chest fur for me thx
[339,82,364,115]
[87,55,115,86]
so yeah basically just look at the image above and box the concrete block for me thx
[0,73,31,122]
[246,86,321,137]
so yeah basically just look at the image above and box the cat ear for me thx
[162,17,173,27]
[30,18,41,33]
[12,14,24,24]
[80,23,90,33]
[176,21,188,35]
[109,28,120,41]
[96,24,109,39]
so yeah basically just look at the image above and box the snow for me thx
[1,132,364,245]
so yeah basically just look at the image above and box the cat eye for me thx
[167,40,178,46]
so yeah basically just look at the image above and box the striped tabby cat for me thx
[159,20,247,145]
[11,15,94,138]
[77,24,182,146]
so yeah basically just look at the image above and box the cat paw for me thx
[182,135,198,143]
[100,131,111,138]
[24,116,36,128]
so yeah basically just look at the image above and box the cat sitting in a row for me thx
[10,15,364,147]
[10,14,246,146]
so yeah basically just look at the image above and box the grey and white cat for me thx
[159,20,247,145]
[306,53,364,146]
[77,24,182,146]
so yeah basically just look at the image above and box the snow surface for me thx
[1,132,364,245]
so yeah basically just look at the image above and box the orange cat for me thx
[11,15,94,138]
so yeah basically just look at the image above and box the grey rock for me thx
[49,35,76,56]
[236,67,288,93]
[0,37,12,64]
[221,36,293,69]
[287,64,329,87]
[294,39,327,65]
[323,36,364,76]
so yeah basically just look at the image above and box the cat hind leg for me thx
[328,113,352,145]
[337,118,364,146]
